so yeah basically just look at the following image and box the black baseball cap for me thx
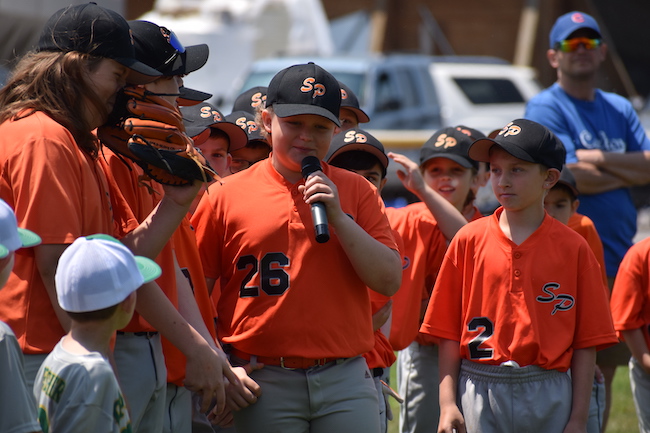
[129,20,209,77]
[339,81,370,124]
[469,119,566,171]
[266,63,341,126]
[225,111,269,145]
[455,125,486,141]
[181,103,248,152]
[326,128,389,169]
[556,165,580,197]
[420,127,479,170]
[37,3,161,85]
[232,86,267,114]
[178,86,213,106]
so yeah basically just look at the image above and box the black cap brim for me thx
[210,122,249,152]
[328,143,389,169]
[169,44,209,76]
[177,86,212,106]
[274,104,341,127]
[115,57,162,85]
[340,106,370,124]
[469,138,537,165]
[421,153,475,169]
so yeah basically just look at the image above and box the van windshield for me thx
[453,78,525,104]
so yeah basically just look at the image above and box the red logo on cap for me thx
[341,88,348,100]
[571,13,585,23]
[301,77,326,98]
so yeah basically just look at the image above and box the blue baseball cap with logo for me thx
[549,11,601,48]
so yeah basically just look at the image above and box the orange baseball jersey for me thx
[568,212,608,289]
[385,203,448,351]
[610,237,650,348]
[0,112,137,354]
[415,205,484,347]
[103,150,177,333]
[191,158,398,359]
[363,230,404,369]
[163,216,218,386]
[421,208,617,372]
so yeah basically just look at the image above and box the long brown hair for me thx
[0,51,109,158]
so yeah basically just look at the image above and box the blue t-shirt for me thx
[525,83,650,276]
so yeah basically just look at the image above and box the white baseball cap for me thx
[56,234,161,313]
[0,200,41,259]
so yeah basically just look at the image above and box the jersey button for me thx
[514,269,521,277]
[514,252,522,259]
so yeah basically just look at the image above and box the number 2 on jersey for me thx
[237,253,290,297]
[468,317,494,360]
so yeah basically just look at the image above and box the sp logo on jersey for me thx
[301,77,326,98]
[536,282,575,315]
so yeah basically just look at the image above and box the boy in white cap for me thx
[0,199,41,433]
[33,234,162,433]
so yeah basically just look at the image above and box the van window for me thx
[453,78,525,104]
[394,68,419,108]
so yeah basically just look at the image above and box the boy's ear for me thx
[379,177,388,192]
[261,109,273,134]
[571,198,580,215]
[544,168,561,190]
[121,291,137,313]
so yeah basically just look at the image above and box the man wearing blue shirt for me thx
[526,11,650,431]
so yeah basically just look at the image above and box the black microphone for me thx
[301,156,330,243]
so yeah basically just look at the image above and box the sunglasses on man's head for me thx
[555,37,602,53]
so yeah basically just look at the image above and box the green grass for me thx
[386,365,638,433]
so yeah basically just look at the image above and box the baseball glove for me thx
[98,86,218,186]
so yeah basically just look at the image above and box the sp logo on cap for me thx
[344,130,368,143]
[499,122,522,138]
[341,88,348,100]
[250,92,266,108]
[235,116,258,134]
[434,133,458,149]
[571,12,586,23]
[301,77,326,98]
[200,106,222,122]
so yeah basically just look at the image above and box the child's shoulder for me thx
[623,236,650,261]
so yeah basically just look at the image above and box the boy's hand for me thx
[162,179,202,208]
[372,300,392,332]
[438,403,466,433]
[388,152,427,196]
[184,344,240,415]
[225,364,263,411]
[299,171,345,224]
